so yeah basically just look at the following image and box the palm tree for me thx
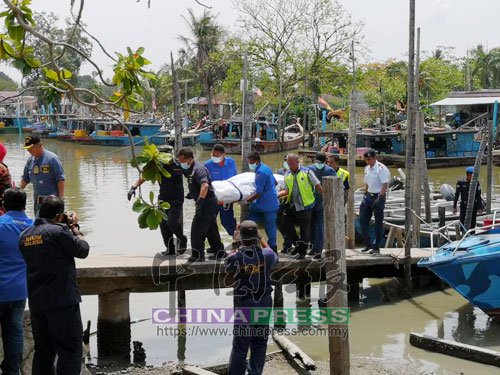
[179,9,223,119]
[471,45,500,89]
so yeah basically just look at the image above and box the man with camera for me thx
[19,196,89,375]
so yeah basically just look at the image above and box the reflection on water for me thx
[2,134,500,373]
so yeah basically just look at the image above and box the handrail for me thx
[457,112,488,129]
[451,209,500,255]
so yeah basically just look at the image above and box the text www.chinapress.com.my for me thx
[156,326,348,339]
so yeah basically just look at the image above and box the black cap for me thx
[157,145,173,154]
[315,152,326,163]
[363,148,377,158]
[213,144,225,153]
[23,135,41,149]
[328,153,340,162]
[234,220,260,242]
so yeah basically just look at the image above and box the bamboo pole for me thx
[486,101,498,213]
[346,40,357,249]
[241,51,251,173]
[278,76,283,151]
[324,176,350,375]
[171,52,183,153]
[303,60,308,148]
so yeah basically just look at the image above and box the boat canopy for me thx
[431,91,500,106]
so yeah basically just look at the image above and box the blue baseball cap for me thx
[465,166,474,174]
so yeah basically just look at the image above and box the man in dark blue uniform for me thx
[308,152,336,258]
[453,166,484,231]
[19,196,89,375]
[0,188,33,374]
[205,144,238,236]
[225,220,278,375]
[177,148,225,262]
[128,146,187,255]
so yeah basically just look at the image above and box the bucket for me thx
[97,130,110,136]
[110,130,124,136]
[74,129,87,137]
[483,219,500,227]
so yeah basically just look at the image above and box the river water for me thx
[1,133,500,374]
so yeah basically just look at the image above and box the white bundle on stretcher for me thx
[213,172,285,203]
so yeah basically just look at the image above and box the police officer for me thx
[360,149,390,254]
[278,154,322,259]
[19,196,89,375]
[453,166,484,230]
[177,148,225,262]
[308,152,336,259]
[246,151,280,252]
[276,156,297,253]
[327,153,350,202]
[225,220,278,375]
[19,135,65,214]
[205,144,238,236]
[127,145,187,256]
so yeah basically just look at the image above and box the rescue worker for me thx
[0,188,33,374]
[246,151,280,252]
[19,196,89,375]
[205,144,238,236]
[327,153,350,202]
[19,135,65,214]
[360,149,390,254]
[177,148,225,262]
[308,152,336,259]
[278,154,323,259]
[453,166,484,231]
[127,145,187,256]
[276,156,297,253]
[225,220,278,375]
[0,142,13,215]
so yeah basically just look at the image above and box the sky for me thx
[1,0,500,83]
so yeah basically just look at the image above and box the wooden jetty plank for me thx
[182,365,219,375]
[409,333,500,367]
[272,331,316,371]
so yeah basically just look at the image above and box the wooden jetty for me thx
[76,248,435,358]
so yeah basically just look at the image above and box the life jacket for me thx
[336,167,350,183]
[285,167,315,209]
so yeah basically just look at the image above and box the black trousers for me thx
[159,201,184,250]
[285,206,312,256]
[191,197,224,258]
[459,203,478,231]
[31,304,83,375]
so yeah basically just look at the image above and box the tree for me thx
[0,71,18,90]
[470,44,500,89]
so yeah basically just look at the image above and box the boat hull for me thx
[201,136,303,154]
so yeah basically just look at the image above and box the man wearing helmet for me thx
[453,166,484,231]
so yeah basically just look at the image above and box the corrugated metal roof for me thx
[431,96,500,106]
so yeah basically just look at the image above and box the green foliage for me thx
[0,71,18,90]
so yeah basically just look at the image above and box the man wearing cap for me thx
[127,146,187,256]
[276,156,297,253]
[278,154,323,259]
[177,147,225,262]
[327,154,350,202]
[308,152,336,259]
[246,151,280,252]
[360,149,390,254]
[453,166,484,231]
[205,144,238,236]
[0,142,13,215]
[225,220,278,375]
[19,135,65,214]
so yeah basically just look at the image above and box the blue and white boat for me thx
[418,213,500,320]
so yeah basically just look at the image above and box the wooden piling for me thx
[272,332,317,371]
[323,176,350,375]
[171,52,183,152]
[437,206,446,247]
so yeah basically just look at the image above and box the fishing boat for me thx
[198,119,303,154]
[0,115,32,134]
[418,212,500,320]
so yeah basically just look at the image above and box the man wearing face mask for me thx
[276,156,297,253]
[205,144,238,236]
[177,148,225,262]
[308,152,336,259]
[245,151,279,252]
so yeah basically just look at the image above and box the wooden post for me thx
[403,0,416,297]
[438,206,446,247]
[177,291,187,364]
[278,76,283,151]
[171,52,183,152]
[273,281,285,329]
[486,101,498,213]
[240,52,253,221]
[303,60,308,148]
[347,40,357,249]
[412,111,422,247]
[323,176,350,375]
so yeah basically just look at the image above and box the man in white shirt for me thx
[360,149,390,254]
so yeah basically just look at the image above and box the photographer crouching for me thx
[19,196,89,375]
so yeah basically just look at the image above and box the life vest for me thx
[285,167,315,209]
[336,167,350,183]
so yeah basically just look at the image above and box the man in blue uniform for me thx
[360,149,390,254]
[245,152,279,252]
[226,220,278,375]
[205,144,238,236]
[19,135,65,214]
[453,166,484,231]
[308,152,336,259]
[127,146,187,256]
[0,188,33,374]
[177,148,225,262]
[19,196,89,375]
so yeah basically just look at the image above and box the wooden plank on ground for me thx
[182,365,219,375]
[272,331,317,370]
[410,333,500,367]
